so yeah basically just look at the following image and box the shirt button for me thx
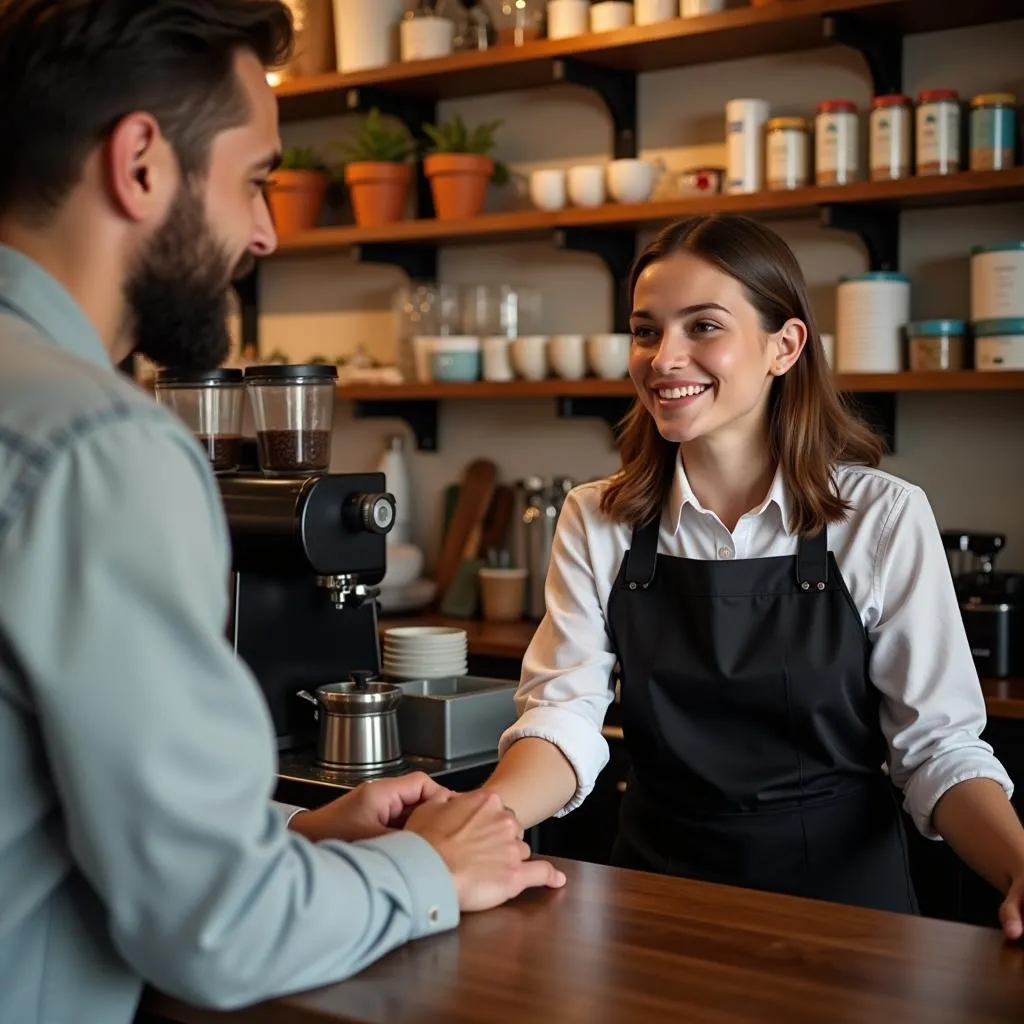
[428,906,440,926]
[718,546,734,560]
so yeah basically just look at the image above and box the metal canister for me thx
[970,93,1017,172]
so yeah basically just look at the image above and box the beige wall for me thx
[263,17,1024,570]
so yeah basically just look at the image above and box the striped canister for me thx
[836,272,911,372]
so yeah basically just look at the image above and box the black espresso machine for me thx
[218,472,396,748]
[942,530,1024,679]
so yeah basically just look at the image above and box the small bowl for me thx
[429,336,481,382]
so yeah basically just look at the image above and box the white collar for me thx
[667,455,793,536]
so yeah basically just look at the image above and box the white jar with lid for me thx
[916,89,961,176]
[869,94,912,181]
[973,319,1024,371]
[971,241,1024,321]
[766,117,809,191]
[836,272,911,373]
[815,100,859,186]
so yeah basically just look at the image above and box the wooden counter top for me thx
[141,857,1024,1024]
[380,616,1024,720]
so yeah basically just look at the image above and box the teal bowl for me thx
[430,349,481,382]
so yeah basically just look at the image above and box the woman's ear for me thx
[770,318,807,376]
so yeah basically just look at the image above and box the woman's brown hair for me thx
[599,214,885,536]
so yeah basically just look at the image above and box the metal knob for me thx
[344,492,396,535]
[350,670,374,690]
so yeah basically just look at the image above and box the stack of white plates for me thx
[382,626,468,680]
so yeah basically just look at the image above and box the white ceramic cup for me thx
[547,0,590,39]
[529,168,567,212]
[636,0,677,24]
[510,335,549,381]
[607,158,655,203]
[399,15,455,61]
[590,1,634,32]
[482,335,514,382]
[548,334,587,380]
[567,164,607,207]
[412,336,437,382]
[587,333,631,379]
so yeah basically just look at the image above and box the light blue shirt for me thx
[0,245,458,1024]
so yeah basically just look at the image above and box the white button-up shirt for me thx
[499,461,1013,838]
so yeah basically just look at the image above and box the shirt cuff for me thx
[902,749,1015,840]
[354,830,460,939]
[498,705,610,817]
[272,800,308,828]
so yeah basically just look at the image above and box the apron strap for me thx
[623,514,660,589]
[795,526,829,591]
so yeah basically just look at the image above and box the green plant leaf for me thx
[337,107,416,165]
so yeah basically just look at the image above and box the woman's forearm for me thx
[481,738,579,829]
[932,778,1024,894]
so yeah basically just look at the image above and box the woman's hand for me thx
[289,772,452,843]
[999,870,1024,941]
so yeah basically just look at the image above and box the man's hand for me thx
[288,772,448,843]
[405,790,567,912]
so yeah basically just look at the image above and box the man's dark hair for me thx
[0,0,294,220]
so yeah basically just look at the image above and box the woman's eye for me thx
[630,325,658,342]
[691,320,720,336]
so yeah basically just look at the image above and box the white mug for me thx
[587,334,631,380]
[567,164,607,207]
[548,335,587,380]
[635,0,677,24]
[529,168,567,212]
[607,158,662,203]
[510,335,549,381]
[547,0,590,39]
[399,15,455,62]
[482,336,514,382]
[590,2,634,33]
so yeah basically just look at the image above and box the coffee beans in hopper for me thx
[257,429,331,473]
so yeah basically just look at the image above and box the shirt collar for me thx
[667,453,794,536]
[0,244,111,371]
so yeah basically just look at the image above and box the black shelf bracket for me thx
[556,395,633,446]
[344,88,438,219]
[552,60,638,159]
[351,399,439,452]
[820,205,900,272]
[232,263,261,354]
[554,228,637,333]
[822,14,903,97]
[846,392,897,453]
[354,242,438,282]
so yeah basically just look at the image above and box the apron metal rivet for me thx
[801,581,810,590]
[629,582,637,590]
[817,581,825,591]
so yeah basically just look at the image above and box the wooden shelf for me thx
[274,169,1024,257]
[274,0,1023,121]
[338,372,1024,403]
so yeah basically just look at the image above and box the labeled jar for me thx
[244,364,337,477]
[154,368,244,474]
[836,272,910,373]
[916,90,961,176]
[766,117,810,191]
[972,318,1024,371]
[725,98,769,194]
[971,241,1024,321]
[815,100,859,186]
[870,94,912,181]
[970,93,1017,172]
[906,320,966,371]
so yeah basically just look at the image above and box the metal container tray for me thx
[393,675,518,761]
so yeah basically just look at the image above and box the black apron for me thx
[607,513,918,914]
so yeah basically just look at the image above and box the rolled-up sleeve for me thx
[498,491,616,815]
[868,485,1014,839]
[0,416,457,1009]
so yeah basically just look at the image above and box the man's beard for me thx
[126,184,254,373]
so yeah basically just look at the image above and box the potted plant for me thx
[422,114,508,220]
[267,146,331,235]
[341,108,417,227]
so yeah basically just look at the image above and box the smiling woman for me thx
[480,213,1024,938]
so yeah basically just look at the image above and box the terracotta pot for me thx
[267,169,329,235]
[344,161,412,227]
[424,153,495,220]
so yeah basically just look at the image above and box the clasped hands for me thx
[288,773,566,912]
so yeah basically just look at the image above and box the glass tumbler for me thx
[154,368,244,474]
[244,364,337,476]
